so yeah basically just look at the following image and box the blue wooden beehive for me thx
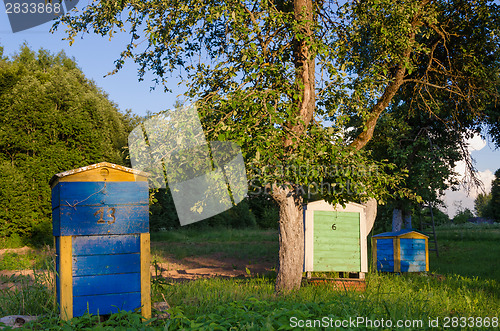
[50,162,150,320]
[372,229,429,273]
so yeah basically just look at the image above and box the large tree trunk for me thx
[392,209,403,232]
[272,0,314,294]
[272,184,304,294]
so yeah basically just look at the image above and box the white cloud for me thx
[441,133,493,217]
[467,134,487,151]
[442,169,494,217]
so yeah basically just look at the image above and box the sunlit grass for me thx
[0,223,498,329]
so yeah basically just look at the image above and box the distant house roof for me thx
[373,228,429,239]
[467,217,495,224]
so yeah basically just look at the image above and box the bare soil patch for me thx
[151,243,276,282]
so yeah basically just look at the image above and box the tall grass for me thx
[431,223,500,282]
[1,224,499,330]
[151,227,278,243]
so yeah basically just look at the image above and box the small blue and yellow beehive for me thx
[50,162,150,320]
[372,229,429,273]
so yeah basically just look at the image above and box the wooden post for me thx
[140,233,151,319]
[59,236,73,320]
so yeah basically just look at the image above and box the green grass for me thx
[150,227,278,243]
[0,272,55,317]
[430,223,500,282]
[151,227,278,262]
[0,247,54,271]
[1,224,499,330]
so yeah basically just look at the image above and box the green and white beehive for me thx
[303,200,373,278]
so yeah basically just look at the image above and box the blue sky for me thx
[0,13,186,117]
[1,9,498,217]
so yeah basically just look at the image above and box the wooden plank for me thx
[376,240,394,248]
[400,250,427,260]
[376,248,395,255]
[73,235,140,256]
[398,232,428,240]
[372,238,377,271]
[311,210,361,272]
[55,205,149,236]
[140,233,151,319]
[59,236,73,320]
[377,260,394,272]
[73,292,141,317]
[52,207,60,236]
[55,167,147,184]
[313,261,360,272]
[73,254,141,276]
[313,211,360,270]
[314,252,360,262]
[303,208,314,272]
[314,256,360,271]
[400,255,426,262]
[401,260,427,272]
[394,239,401,273]
[400,238,426,249]
[56,182,148,207]
[314,246,360,259]
[313,234,360,243]
[425,238,429,272]
[315,221,360,232]
[73,273,141,296]
[51,184,60,210]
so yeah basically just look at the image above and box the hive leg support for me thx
[59,236,73,320]
[140,233,151,319]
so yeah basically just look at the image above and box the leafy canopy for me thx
[52,0,429,205]
[0,45,137,242]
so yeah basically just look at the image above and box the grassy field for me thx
[0,224,498,330]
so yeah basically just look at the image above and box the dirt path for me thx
[150,250,276,281]
[0,244,276,288]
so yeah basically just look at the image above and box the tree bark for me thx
[285,0,315,148]
[273,0,315,294]
[272,183,304,294]
[392,208,403,232]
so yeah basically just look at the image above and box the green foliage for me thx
[52,0,425,207]
[0,252,33,270]
[151,227,277,263]
[425,208,452,227]
[23,310,156,330]
[453,208,475,225]
[247,194,279,229]
[149,187,258,230]
[372,204,451,234]
[0,225,498,329]
[475,192,492,218]
[486,169,500,221]
[0,248,53,271]
[0,161,31,238]
[150,227,277,243]
[0,272,55,316]
[53,0,500,291]
[367,111,463,210]
[0,44,138,242]
[473,168,500,221]
[433,223,500,281]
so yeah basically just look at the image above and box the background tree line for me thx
[474,168,500,222]
[0,44,280,246]
[2,0,500,293]
[0,45,138,245]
